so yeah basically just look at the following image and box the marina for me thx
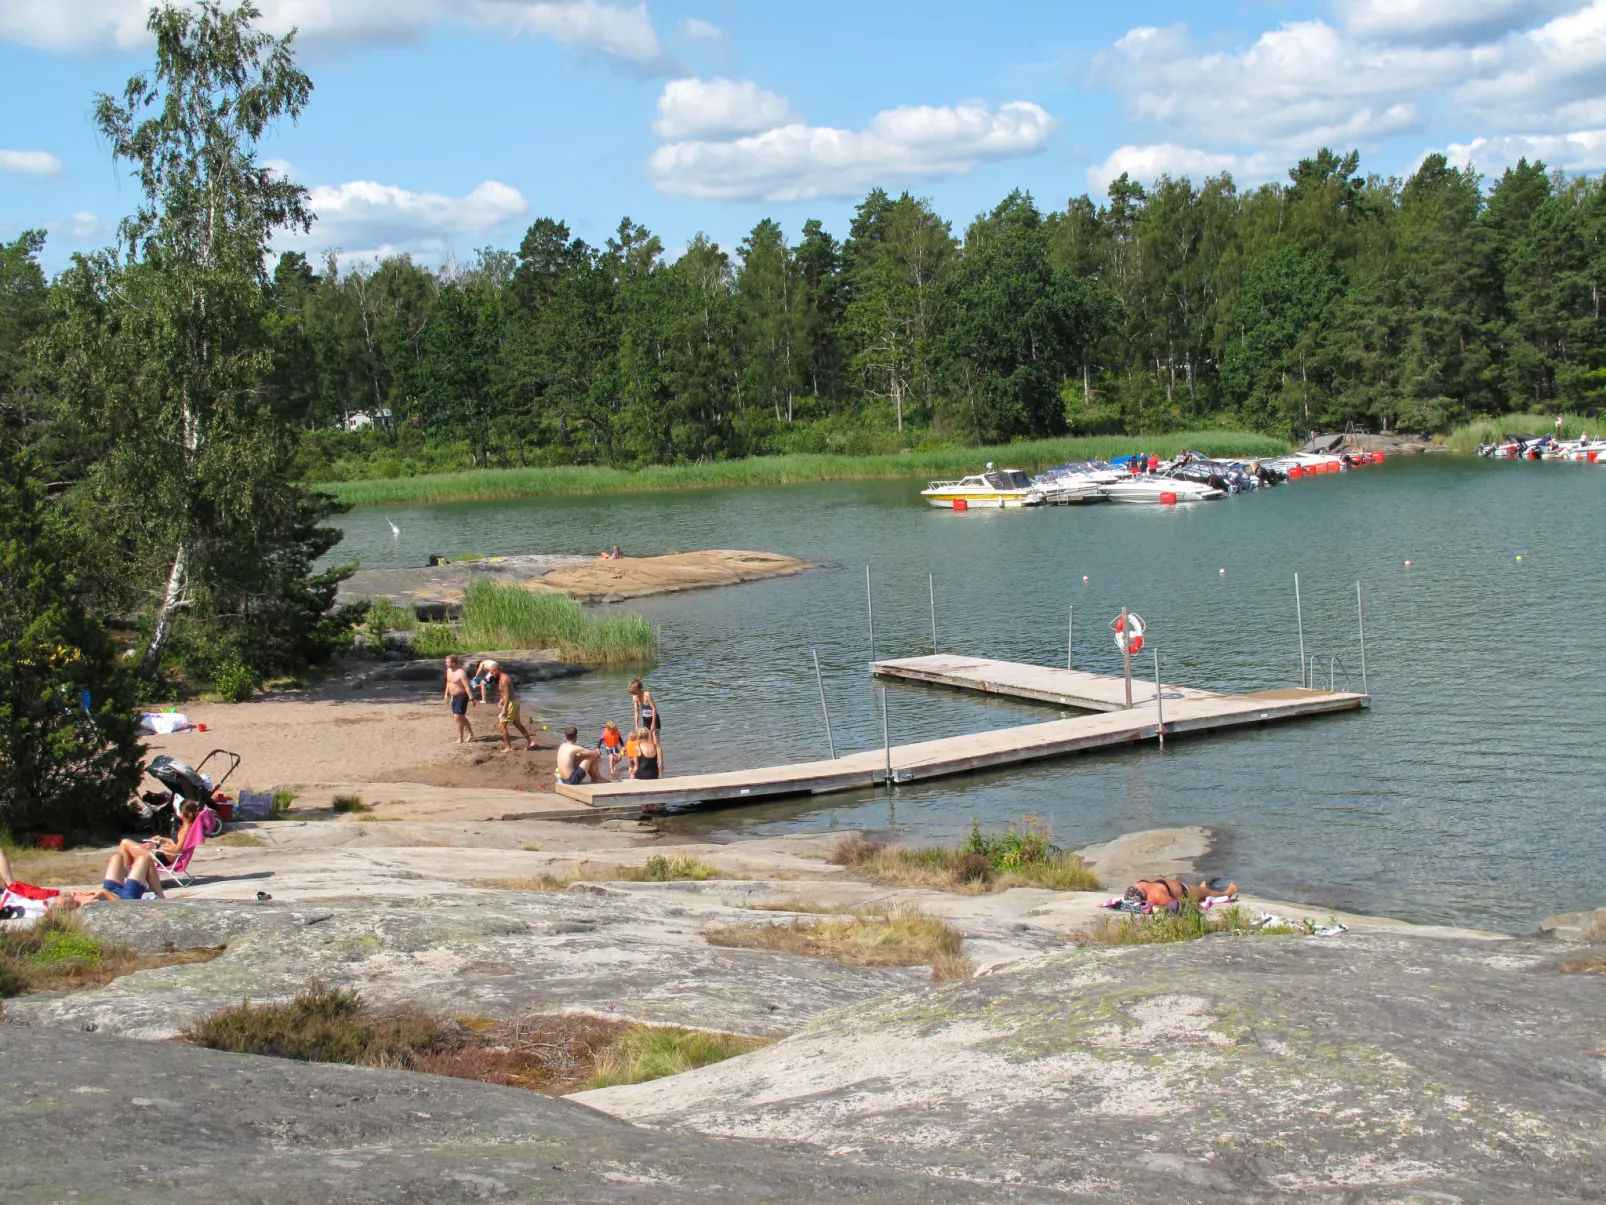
[556,656,1368,809]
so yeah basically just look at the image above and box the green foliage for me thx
[30,930,103,967]
[409,622,465,657]
[962,816,1058,872]
[270,789,295,818]
[314,431,1290,503]
[211,660,259,703]
[364,596,415,637]
[586,1024,766,1090]
[1086,901,1297,946]
[1444,410,1599,452]
[0,449,142,836]
[330,794,368,813]
[185,983,441,1065]
[459,578,656,664]
[641,854,715,882]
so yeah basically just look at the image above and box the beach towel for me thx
[1,882,60,921]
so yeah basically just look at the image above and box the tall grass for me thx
[828,817,1101,894]
[460,578,656,664]
[318,430,1292,507]
[1444,411,1603,453]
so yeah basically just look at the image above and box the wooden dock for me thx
[555,657,1367,810]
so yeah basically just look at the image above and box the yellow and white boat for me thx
[921,466,1042,509]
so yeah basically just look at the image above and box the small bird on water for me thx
[386,517,400,536]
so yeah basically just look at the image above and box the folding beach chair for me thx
[153,806,221,888]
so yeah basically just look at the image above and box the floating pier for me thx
[555,656,1368,810]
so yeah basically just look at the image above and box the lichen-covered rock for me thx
[576,933,1606,1201]
[0,1024,1003,1204]
[1541,906,1606,942]
[4,894,927,1040]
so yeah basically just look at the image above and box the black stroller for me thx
[134,750,241,838]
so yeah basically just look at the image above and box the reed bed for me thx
[459,578,656,665]
[318,431,1292,506]
[1444,411,1602,453]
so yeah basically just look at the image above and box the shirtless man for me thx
[492,664,536,753]
[555,726,603,784]
[443,656,474,743]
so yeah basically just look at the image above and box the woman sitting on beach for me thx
[630,728,662,780]
[120,801,201,869]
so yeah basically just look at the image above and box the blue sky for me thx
[3,0,1605,270]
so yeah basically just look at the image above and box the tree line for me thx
[248,148,1606,479]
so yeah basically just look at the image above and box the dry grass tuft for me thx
[1561,955,1606,974]
[1,909,224,998]
[184,985,764,1093]
[479,855,725,892]
[213,831,266,848]
[829,818,1100,895]
[706,907,972,981]
[1077,903,1295,947]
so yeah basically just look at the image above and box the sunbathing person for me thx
[75,850,167,902]
[1127,877,1237,909]
[0,846,12,887]
[120,800,200,868]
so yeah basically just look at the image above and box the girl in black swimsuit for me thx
[629,677,660,734]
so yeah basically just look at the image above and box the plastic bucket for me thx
[36,834,64,851]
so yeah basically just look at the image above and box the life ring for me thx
[1112,612,1146,655]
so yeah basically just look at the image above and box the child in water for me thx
[598,721,626,777]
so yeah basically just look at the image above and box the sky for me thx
[3,0,1606,271]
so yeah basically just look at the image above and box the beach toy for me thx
[1516,555,1523,562]
[1404,560,1412,567]
[1082,575,1089,583]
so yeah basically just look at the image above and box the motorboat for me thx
[1032,460,1122,504]
[1098,476,1225,504]
[921,465,1042,508]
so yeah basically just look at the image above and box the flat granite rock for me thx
[0,1024,1009,1205]
[575,933,1606,1202]
[4,894,928,1040]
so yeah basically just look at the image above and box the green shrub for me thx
[642,854,715,882]
[185,983,440,1064]
[0,450,143,836]
[330,794,368,813]
[270,789,295,818]
[30,930,103,967]
[364,597,415,638]
[212,661,259,703]
[410,622,465,658]
[586,1024,765,1089]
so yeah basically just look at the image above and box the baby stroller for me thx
[134,750,241,838]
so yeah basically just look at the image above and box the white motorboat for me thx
[921,466,1042,508]
[1098,477,1225,504]
[1032,461,1122,504]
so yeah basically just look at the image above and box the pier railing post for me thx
[866,565,875,666]
[929,573,937,653]
[1356,580,1368,696]
[1122,606,1132,709]
[880,686,892,786]
[1294,573,1307,688]
[1067,605,1073,670]
[812,648,836,759]
[1154,648,1164,748]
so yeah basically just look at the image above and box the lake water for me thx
[329,456,1606,932]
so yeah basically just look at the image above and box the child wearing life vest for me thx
[599,721,626,776]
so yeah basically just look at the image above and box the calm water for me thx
[329,457,1606,932]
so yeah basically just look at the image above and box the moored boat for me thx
[1098,477,1225,504]
[921,465,1042,509]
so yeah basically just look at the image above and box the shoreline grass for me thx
[477,854,722,891]
[829,818,1101,895]
[1444,411,1602,454]
[314,430,1293,507]
[706,907,972,981]
[184,984,764,1092]
[459,578,657,666]
[2,910,224,998]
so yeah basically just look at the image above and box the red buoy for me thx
[1288,466,1303,479]
[952,498,968,511]
[1159,491,1177,505]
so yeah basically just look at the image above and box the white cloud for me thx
[648,100,1056,202]
[1096,20,1455,152]
[653,77,792,139]
[0,149,64,176]
[1086,144,1279,193]
[1442,129,1606,171]
[284,179,528,259]
[0,0,667,68]
[1336,0,1577,44]
[1451,1,1606,126]
[679,17,720,41]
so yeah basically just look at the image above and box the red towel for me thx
[4,882,59,901]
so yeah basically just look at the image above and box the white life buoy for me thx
[1112,612,1146,655]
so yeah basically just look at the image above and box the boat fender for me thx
[1159,491,1177,505]
[952,498,968,511]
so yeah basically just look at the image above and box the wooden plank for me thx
[870,654,1220,712]
[556,678,1367,809]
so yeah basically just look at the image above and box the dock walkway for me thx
[556,657,1367,810]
